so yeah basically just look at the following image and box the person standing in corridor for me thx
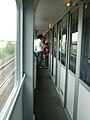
[43,40,50,68]
[34,34,44,67]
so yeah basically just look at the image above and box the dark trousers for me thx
[45,56,49,67]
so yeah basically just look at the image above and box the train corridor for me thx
[34,68,68,120]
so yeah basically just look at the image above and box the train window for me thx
[53,25,57,57]
[50,29,53,54]
[49,30,51,53]
[69,10,78,73]
[61,15,68,66]
[52,28,54,55]
[80,2,90,87]
[58,22,62,61]
[0,0,17,112]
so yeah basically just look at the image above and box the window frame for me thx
[0,0,24,119]
[79,1,90,89]
[69,9,79,74]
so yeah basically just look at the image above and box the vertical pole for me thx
[23,1,34,120]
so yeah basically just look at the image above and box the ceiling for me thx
[34,0,80,35]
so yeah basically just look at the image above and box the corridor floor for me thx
[34,68,68,120]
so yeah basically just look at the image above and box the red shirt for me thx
[43,45,49,56]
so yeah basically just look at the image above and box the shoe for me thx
[39,66,43,68]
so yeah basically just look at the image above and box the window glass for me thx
[49,30,52,54]
[53,25,57,57]
[69,10,78,73]
[58,22,62,61]
[45,32,50,44]
[51,28,54,54]
[0,0,17,111]
[47,32,50,50]
[61,15,68,66]
[45,33,48,40]
[0,72,15,110]
[80,2,90,87]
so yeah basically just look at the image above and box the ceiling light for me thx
[64,0,73,7]
[67,2,71,6]
[49,23,52,28]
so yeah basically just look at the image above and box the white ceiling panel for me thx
[35,0,67,33]
[34,0,79,34]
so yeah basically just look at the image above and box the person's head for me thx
[45,40,48,45]
[37,34,43,40]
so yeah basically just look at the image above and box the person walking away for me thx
[34,34,44,67]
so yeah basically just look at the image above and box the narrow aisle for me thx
[34,68,68,120]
